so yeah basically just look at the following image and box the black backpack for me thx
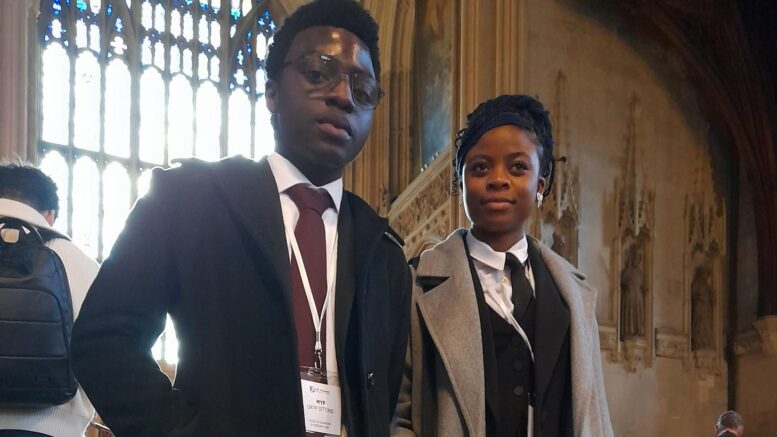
[0,216,77,407]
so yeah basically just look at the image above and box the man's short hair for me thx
[265,0,381,81]
[0,162,60,218]
[716,410,743,432]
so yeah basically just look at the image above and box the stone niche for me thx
[601,96,656,373]
[532,71,581,268]
[655,147,726,379]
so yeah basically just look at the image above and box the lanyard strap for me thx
[284,223,338,370]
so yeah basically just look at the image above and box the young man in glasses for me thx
[71,1,411,436]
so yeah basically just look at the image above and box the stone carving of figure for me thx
[620,243,646,339]
[691,265,715,351]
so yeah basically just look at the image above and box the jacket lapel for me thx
[335,192,389,357]
[535,240,597,432]
[334,196,356,369]
[529,238,571,409]
[415,230,486,435]
[213,157,292,315]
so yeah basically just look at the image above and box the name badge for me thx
[300,379,341,435]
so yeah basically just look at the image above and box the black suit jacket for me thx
[71,156,412,436]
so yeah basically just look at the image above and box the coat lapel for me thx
[529,238,571,409]
[213,157,292,315]
[334,196,356,369]
[415,230,486,435]
[335,192,389,358]
[535,240,598,433]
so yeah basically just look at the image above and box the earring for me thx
[536,192,544,208]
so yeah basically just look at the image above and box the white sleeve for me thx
[47,239,100,319]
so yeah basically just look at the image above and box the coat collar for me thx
[0,198,67,239]
[533,242,598,432]
[214,157,292,309]
[415,229,486,435]
[528,238,570,408]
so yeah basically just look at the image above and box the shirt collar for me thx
[267,152,343,212]
[0,198,58,231]
[466,229,529,271]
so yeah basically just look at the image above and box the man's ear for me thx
[265,79,278,113]
[42,210,56,226]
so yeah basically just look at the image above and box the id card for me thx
[300,378,341,435]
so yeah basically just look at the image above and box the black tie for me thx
[505,253,534,322]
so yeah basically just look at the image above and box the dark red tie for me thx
[287,184,331,370]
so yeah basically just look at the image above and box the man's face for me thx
[266,26,376,182]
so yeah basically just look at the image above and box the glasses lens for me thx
[301,54,382,109]
[301,55,337,88]
[351,75,381,108]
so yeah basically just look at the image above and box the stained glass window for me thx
[37,0,277,368]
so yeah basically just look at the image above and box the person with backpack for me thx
[0,163,98,437]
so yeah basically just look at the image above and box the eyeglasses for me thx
[282,52,384,109]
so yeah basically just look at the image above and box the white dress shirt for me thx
[0,198,99,437]
[466,230,536,324]
[267,152,346,436]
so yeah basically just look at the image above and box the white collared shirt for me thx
[267,152,346,436]
[0,198,99,436]
[466,230,536,324]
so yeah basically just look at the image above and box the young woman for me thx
[393,95,613,437]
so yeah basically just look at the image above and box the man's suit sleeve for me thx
[71,168,186,437]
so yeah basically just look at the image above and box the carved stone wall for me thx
[530,71,580,267]
[600,96,656,373]
[388,148,453,257]
[517,0,733,434]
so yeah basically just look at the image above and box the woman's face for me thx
[462,125,545,240]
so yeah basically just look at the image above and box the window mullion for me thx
[129,1,142,203]
[162,0,171,167]
[219,0,231,159]
[66,3,77,238]
[97,53,107,262]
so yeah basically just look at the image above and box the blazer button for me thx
[367,371,375,387]
[513,361,524,372]
[513,386,524,397]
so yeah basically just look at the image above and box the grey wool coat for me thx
[392,229,614,437]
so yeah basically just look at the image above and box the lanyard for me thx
[283,222,338,371]
[486,267,535,362]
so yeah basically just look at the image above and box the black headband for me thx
[454,112,537,178]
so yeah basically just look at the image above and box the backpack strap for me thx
[0,217,44,244]
[0,217,69,244]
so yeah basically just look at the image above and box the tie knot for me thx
[286,183,332,215]
[504,253,525,272]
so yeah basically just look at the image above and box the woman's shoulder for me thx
[413,229,469,276]
[529,235,591,285]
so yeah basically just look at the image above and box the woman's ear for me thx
[537,175,547,197]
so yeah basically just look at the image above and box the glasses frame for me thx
[281,52,384,109]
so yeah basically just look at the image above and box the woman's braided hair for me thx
[453,94,555,195]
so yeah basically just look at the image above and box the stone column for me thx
[0,0,39,161]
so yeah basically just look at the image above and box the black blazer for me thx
[71,156,412,436]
